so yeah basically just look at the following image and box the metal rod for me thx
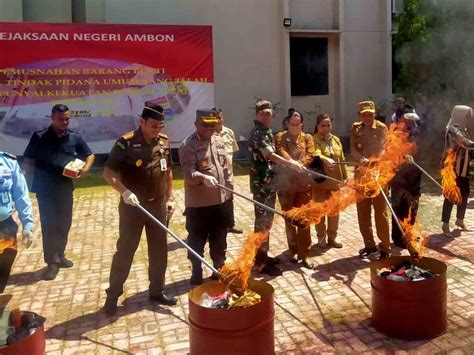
[301,167,347,185]
[333,161,360,166]
[374,180,406,238]
[412,161,443,190]
[136,203,219,274]
[216,183,285,218]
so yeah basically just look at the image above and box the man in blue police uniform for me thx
[102,101,176,316]
[0,152,34,293]
[23,104,95,281]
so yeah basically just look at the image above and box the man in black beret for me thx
[102,101,177,315]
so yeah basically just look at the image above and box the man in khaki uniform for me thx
[179,109,232,285]
[350,101,390,260]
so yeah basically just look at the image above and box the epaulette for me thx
[352,121,364,126]
[121,131,135,140]
[1,152,16,160]
[158,133,168,139]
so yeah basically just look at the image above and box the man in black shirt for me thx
[23,104,94,280]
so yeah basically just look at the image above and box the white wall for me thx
[289,0,338,30]
[22,0,72,22]
[0,0,22,21]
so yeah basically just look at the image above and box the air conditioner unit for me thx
[392,0,404,14]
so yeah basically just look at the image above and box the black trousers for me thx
[442,176,470,223]
[223,197,235,228]
[391,195,419,248]
[253,189,276,266]
[185,203,227,276]
[107,200,168,298]
[0,217,19,293]
[37,190,73,265]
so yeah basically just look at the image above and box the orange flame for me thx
[220,231,269,293]
[0,238,16,254]
[286,122,415,227]
[441,149,462,204]
[400,208,428,260]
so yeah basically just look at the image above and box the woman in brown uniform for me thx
[312,113,347,248]
[275,111,315,268]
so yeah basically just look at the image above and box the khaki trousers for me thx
[356,194,390,252]
[278,190,312,260]
[312,187,339,242]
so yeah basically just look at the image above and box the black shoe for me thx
[266,256,280,265]
[43,264,59,280]
[378,251,390,260]
[190,274,203,286]
[103,297,118,316]
[59,257,74,268]
[149,291,177,306]
[358,247,378,260]
[227,226,243,234]
[258,264,283,277]
[210,272,219,280]
[301,260,314,269]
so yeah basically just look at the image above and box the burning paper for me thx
[199,290,261,309]
[441,149,462,204]
[285,122,415,228]
[377,260,437,282]
[220,231,269,293]
[0,238,16,254]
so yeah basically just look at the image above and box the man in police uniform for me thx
[179,109,232,285]
[23,104,94,281]
[212,107,243,234]
[350,100,390,260]
[0,152,34,292]
[102,102,176,315]
[248,100,304,276]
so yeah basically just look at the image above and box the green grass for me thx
[73,162,252,194]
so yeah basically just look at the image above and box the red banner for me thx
[0,22,214,152]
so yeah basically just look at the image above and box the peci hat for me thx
[196,109,220,124]
[142,101,165,121]
[256,100,274,114]
[358,101,376,114]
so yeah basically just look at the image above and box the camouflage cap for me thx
[256,100,274,114]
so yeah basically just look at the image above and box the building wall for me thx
[1,0,394,140]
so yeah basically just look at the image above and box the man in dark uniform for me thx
[23,104,94,280]
[179,109,232,285]
[102,101,176,316]
[248,100,304,276]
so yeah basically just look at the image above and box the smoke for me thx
[394,0,474,166]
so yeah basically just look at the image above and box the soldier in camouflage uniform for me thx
[248,100,304,276]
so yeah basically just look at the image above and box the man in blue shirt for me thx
[0,151,34,293]
[23,104,95,281]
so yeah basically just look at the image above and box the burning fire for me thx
[441,149,462,204]
[220,231,269,293]
[285,122,415,227]
[0,238,16,254]
[400,208,429,260]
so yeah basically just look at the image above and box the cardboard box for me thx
[63,159,85,178]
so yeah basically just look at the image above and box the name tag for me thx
[160,158,167,171]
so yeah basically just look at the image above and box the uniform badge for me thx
[356,143,362,149]
[202,160,209,168]
[136,159,143,167]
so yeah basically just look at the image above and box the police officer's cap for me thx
[142,102,165,121]
[196,109,219,124]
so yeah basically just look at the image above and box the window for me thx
[290,37,329,96]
